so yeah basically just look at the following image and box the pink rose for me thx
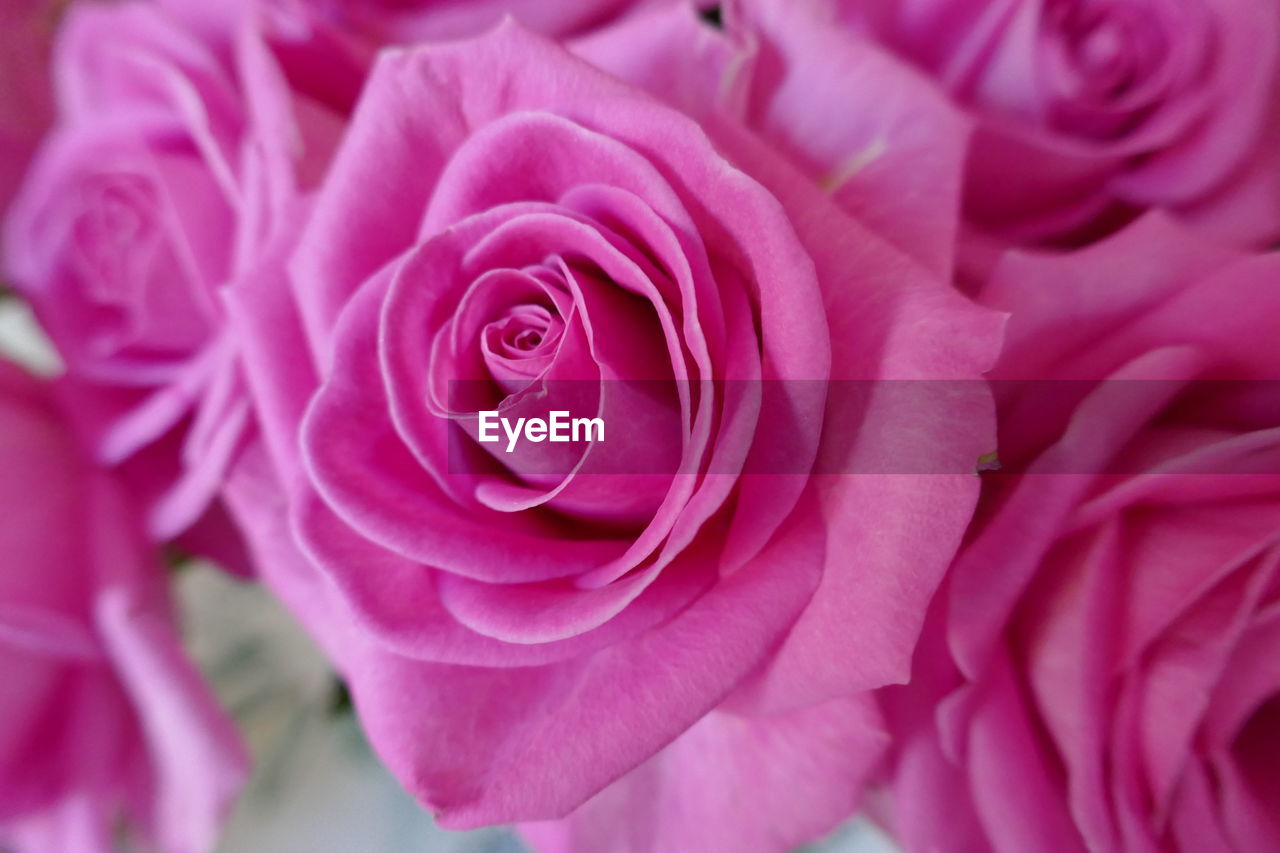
[0,0,54,234]
[517,693,890,853]
[0,358,246,853]
[3,0,343,540]
[224,20,1001,848]
[878,216,1280,852]
[731,0,1280,250]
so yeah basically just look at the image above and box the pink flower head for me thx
[879,215,1280,852]
[731,0,1280,250]
[3,0,344,540]
[0,358,246,853]
[223,18,1001,849]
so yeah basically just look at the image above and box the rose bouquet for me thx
[0,1,1276,852]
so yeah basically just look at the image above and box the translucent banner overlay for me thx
[438,380,1280,476]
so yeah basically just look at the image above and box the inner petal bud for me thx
[482,302,565,394]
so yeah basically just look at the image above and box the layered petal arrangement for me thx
[0,1,1277,852]
[880,216,1280,853]
[225,17,999,842]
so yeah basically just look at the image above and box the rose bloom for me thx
[0,358,245,853]
[730,0,1280,251]
[222,14,1001,851]
[877,216,1280,852]
[3,0,343,542]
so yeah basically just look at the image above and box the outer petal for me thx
[570,3,756,120]
[520,697,887,853]
[96,580,248,853]
[705,109,1002,709]
[731,0,973,278]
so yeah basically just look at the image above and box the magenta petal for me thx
[520,696,887,853]
[708,110,1002,709]
[95,585,247,853]
[295,488,709,667]
[738,0,973,278]
[358,511,824,826]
